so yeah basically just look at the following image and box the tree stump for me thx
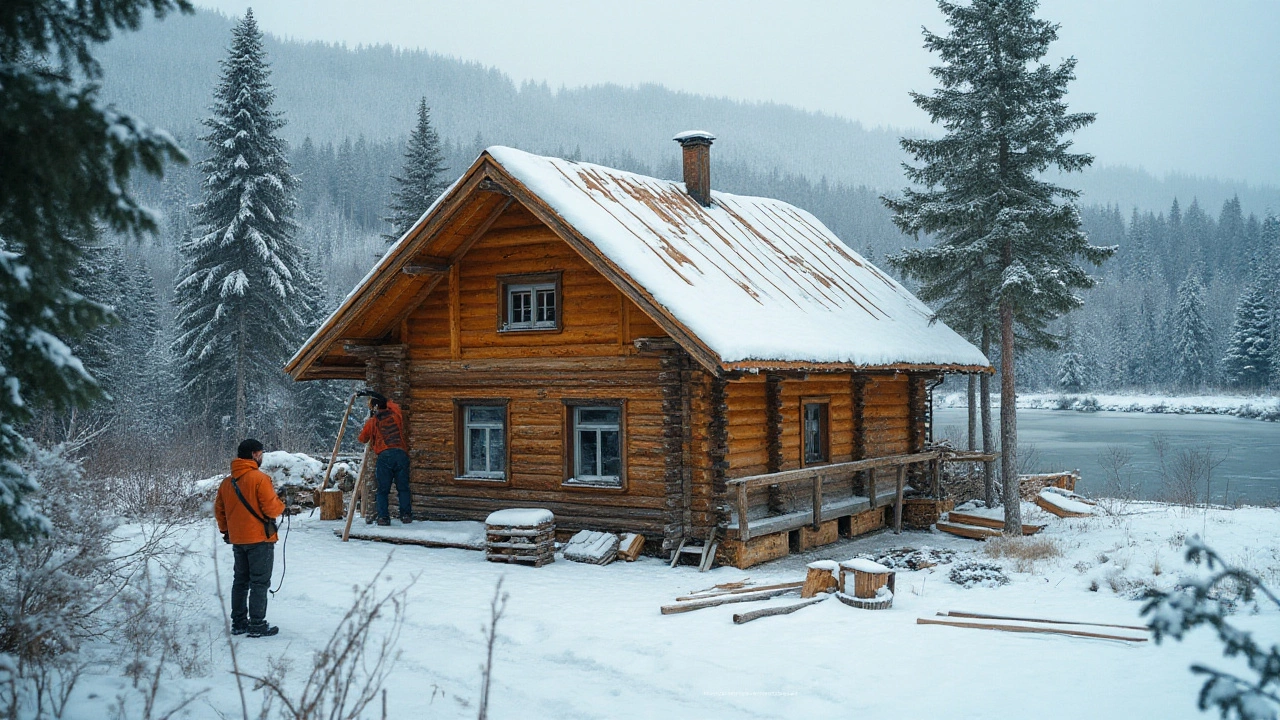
[802,561,840,598]
[318,488,344,520]
[839,559,894,598]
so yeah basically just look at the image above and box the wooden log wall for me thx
[396,209,677,536]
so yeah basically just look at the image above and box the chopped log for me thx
[940,611,1149,632]
[853,571,891,600]
[733,597,827,624]
[801,565,839,599]
[618,533,645,562]
[916,617,1147,642]
[947,511,1045,535]
[936,521,1003,540]
[839,559,893,599]
[676,581,803,603]
[318,488,344,521]
[661,586,799,615]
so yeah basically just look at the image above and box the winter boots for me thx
[247,621,279,638]
[376,516,390,526]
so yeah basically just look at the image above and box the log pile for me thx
[485,508,556,567]
[618,533,645,562]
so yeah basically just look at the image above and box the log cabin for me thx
[286,131,992,568]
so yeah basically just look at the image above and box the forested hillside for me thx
[66,6,1279,470]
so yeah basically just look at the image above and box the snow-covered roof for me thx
[487,146,989,370]
[287,146,990,379]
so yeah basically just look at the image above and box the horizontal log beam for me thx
[725,451,943,489]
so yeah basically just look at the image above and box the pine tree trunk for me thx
[967,373,977,451]
[999,303,1021,533]
[236,307,247,437]
[981,327,995,508]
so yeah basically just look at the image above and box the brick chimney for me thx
[673,130,715,207]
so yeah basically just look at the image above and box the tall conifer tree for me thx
[0,0,188,541]
[884,0,1113,532]
[383,98,449,243]
[173,9,307,436]
[1221,282,1272,389]
[1173,270,1211,390]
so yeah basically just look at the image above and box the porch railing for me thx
[724,449,997,541]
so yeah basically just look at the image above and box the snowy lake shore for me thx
[938,391,1280,422]
[59,502,1280,719]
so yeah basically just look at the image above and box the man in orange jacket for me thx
[214,438,285,638]
[356,389,411,526]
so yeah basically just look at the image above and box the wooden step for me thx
[936,521,1003,540]
[1034,494,1092,518]
[947,511,1045,535]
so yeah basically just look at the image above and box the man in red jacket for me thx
[357,389,411,526]
[214,438,285,638]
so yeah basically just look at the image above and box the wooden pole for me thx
[661,586,800,615]
[894,465,905,533]
[940,611,1149,632]
[676,580,803,602]
[341,444,374,542]
[733,597,827,624]
[317,393,358,495]
[916,617,1147,642]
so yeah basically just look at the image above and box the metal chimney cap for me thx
[673,130,716,144]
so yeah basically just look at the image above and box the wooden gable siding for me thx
[396,204,677,535]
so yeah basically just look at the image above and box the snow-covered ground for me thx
[60,503,1279,719]
[939,391,1280,421]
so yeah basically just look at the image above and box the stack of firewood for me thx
[485,509,556,567]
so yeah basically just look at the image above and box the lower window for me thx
[567,405,622,487]
[461,404,506,479]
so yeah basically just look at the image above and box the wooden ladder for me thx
[669,530,718,572]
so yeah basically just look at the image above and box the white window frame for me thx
[462,405,506,480]
[505,281,557,330]
[567,405,622,487]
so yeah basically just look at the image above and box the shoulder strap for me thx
[227,474,268,525]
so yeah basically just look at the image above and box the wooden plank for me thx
[660,586,800,615]
[736,483,750,542]
[894,465,905,534]
[724,451,942,489]
[947,511,1045,535]
[676,580,803,602]
[1035,494,1093,518]
[916,617,1147,642]
[940,611,1150,632]
[448,263,461,360]
[935,521,1003,540]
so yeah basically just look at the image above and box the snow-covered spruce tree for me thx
[1057,350,1087,393]
[1174,270,1212,390]
[383,97,450,244]
[0,0,189,543]
[173,9,308,438]
[1221,282,1272,389]
[884,0,1113,533]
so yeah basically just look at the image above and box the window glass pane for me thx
[804,403,824,462]
[536,287,556,324]
[468,428,487,472]
[489,427,505,473]
[468,406,505,425]
[577,407,620,426]
[509,289,531,324]
[577,429,598,476]
[600,430,621,477]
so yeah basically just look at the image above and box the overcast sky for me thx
[198,0,1279,186]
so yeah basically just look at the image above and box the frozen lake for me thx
[934,407,1280,505]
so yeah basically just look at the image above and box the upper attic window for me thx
[498,272,562,332]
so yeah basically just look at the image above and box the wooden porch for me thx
[725,449,996,542]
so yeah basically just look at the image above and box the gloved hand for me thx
[222,531,231,545]
[357,389,388,404]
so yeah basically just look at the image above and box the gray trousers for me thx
[231,542,275,625]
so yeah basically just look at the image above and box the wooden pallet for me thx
[947,511,1045,535]
[485,520,556,568]
[936,521,1003,540]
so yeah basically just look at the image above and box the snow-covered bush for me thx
[948,561,1009,588]
[1143,538,1280,720]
